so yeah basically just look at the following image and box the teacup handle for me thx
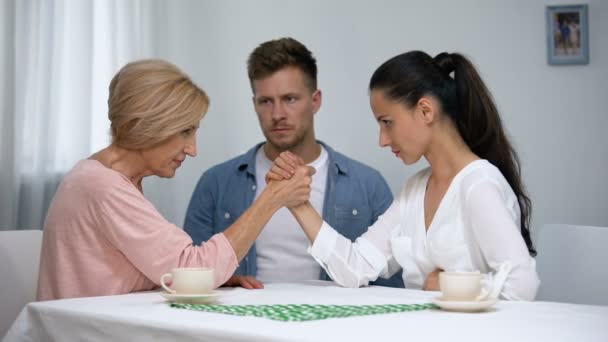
[475,262,512,301]
[475,287,490,301]
[160,273,175,294]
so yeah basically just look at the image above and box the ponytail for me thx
[370,51,536,256]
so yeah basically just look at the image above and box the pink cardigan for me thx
[37,160,238,301]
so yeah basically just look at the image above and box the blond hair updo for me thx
[108,59,209,149]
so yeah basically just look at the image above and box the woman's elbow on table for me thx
[502,267,541,301]
[329,269,373,289]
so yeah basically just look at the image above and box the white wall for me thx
[142,0,608,239]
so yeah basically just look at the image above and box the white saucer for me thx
[160,291,220,304]
[432,296,498,312]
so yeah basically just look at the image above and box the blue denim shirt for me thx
[184,141,404,288]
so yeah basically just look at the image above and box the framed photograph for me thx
[546,4,589,65]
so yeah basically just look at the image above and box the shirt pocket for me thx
[428,224,473,272]
[217,206,250,274]
[216,205,237,230]
[334,206,372,240]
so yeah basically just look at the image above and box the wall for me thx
[142,0,608,237]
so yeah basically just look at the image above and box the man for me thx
[184,37,403,288]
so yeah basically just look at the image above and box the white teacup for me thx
[439,271,482,301]
[160,267,214,295]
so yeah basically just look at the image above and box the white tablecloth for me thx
[4,281,608,342]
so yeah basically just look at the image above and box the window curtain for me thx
[0,0,163,230]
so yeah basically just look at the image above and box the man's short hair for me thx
[247,37,317,92]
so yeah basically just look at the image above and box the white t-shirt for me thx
[309,160,540,300]
[254,145,329,283]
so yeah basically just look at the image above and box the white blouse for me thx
[309,160,540,300]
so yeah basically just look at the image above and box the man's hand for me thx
[223,275,264,289]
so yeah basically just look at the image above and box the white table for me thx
[4,281,608,342]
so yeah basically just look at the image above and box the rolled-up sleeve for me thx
[97,181,238,289]
[308,199,402,288]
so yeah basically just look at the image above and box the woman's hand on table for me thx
[423,268,443,291]
[223,275,264,289]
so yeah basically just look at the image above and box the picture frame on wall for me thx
[546,4,589,65]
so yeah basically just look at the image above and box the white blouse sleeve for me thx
[464,179,540,300]
[308,199,402,288]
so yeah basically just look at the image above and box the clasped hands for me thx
[265,151,314,209]
[223,151,312,290]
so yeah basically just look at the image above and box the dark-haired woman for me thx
[268,51,539,300]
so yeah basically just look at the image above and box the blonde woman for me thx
[37,60,313,301]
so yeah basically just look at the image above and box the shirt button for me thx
[352,209,358,216]
[252,185,257,191]
[224,212,231,219]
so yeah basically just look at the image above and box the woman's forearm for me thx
[288,201,323,242]
[223,189,281,261]
[223,165,313,261]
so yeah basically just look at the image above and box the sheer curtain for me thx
[0,0,162,230]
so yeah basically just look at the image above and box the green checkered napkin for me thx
[170,303,438,321]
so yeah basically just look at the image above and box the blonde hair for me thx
[108,59,209,149]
